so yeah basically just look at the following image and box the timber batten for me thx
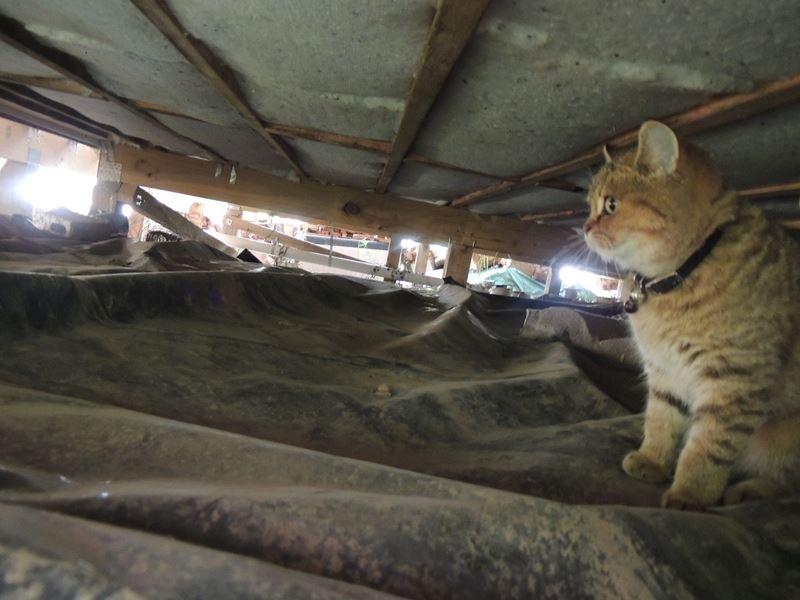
[452,72,800,208]
[375,0,490,193]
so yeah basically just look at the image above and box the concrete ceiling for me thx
[0,0,797,216]
[414,0,800,176]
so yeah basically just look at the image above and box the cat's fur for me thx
[584,121,800,510]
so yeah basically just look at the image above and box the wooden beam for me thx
[375,0,489,193]
[738,181,800,200]
[224,215,360,261]
[443,242,473,286]
[117,185,240,257]
[0,73,95,97]
[452,72,800,207]
[112,144,573,263]
[520,208,589,222]
[130,0,306,180]
[0,17,223,161]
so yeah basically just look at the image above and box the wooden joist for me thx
[130,0,306,180]
[739,181,800,200]
[0,73,95,97]
[266,123,391,156]
[520,208,589,222]
[452,72,800,207]
[375,0,489,193]
[111,144,574,263]
[519,182,800,221]
[518,181,800,220]
[0,17,223,161]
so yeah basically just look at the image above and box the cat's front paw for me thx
[661,487,709,512]
[622,450,670,483]
[722,479,780,505]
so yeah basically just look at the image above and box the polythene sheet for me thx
[0,235,797,599]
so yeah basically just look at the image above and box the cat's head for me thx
[583,121,729,277]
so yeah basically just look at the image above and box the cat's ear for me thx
[602,145,613,165]
[634,121,679,175]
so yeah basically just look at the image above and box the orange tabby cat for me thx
[584,121,800,510]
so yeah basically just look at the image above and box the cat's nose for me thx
[583,221,593,234]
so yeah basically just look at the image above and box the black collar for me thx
[624,226,725,313]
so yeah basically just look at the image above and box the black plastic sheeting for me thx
[0,239,798,599]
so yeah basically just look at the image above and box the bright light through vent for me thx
[559,265,621,299]
[17,166,96,215]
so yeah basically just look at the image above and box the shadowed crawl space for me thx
[0,237,797,599]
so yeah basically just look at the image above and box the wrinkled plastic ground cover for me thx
[0,239,797,599]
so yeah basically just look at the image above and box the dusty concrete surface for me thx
[0,236,798,598]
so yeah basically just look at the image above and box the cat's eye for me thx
[603,195,617,214]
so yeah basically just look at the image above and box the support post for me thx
[220,205,243,238]
[90,181,119,215]
[443,242,473,286]
[0,160,33,217]
[543,266,553,295]
[414,243,430,275]
[547,263,563,297]
[384,236,404,281]
[90,148,122,216]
